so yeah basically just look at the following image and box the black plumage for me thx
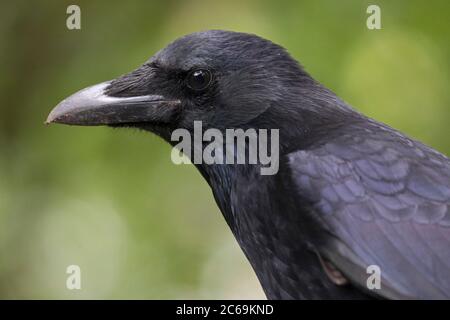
[47,30,450,299]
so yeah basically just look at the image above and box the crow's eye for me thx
[186,69,212,91]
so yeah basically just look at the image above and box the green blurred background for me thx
[0,0,449,299]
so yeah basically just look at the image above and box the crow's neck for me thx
[195,158,247,231]
[249,82,362,154]
[195,145,370,299]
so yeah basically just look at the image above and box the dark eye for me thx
[186,69,212,91]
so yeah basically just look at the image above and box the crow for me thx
[47,30,450,299]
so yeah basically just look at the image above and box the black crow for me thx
[47,30,450,299]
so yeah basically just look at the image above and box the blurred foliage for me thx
[0,0,448,299]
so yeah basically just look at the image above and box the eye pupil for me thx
[187,69,212,91]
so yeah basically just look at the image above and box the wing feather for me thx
[287,125,450,299]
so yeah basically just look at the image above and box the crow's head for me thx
[48,31,341,139]
[47,29,356,154]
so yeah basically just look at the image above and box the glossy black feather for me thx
[287,120,450,299]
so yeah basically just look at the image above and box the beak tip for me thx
[45,82,111,127]
[45,115,53,125]
[45,110,59,125]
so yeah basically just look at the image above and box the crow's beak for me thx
[46,81,180,126]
